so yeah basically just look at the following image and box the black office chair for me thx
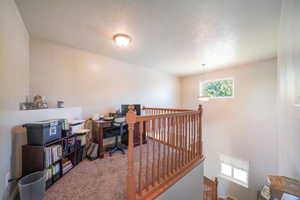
[104,117,127,156]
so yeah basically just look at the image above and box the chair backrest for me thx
[113,117,126,127]
[114,117,125,123]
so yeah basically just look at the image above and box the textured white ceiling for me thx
[16,0,281,76]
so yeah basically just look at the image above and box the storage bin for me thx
[24,120,63,145]
[18,171,46,200]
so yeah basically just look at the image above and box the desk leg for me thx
[92,122,104,159]
[98,127,104,158]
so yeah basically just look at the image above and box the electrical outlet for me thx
[5,171,10,187]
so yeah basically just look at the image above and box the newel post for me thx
[198,104,203,157]
[126,105,137,200]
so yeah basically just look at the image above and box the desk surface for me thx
[268,175,300,198]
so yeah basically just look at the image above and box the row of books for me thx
[45,163,60,181]
[45,145,63,167]
[62,159,73,175]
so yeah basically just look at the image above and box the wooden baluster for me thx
[195,114,198,158]
[157,118,161,184]
[179,115,183,169]
[162,117,166,179]
[199,112,202,156]
[186,114,189,163]
[197,114,200,156]
[173,116,176,172]
[178,116,181,169]
[194,114,197,158]
[175,116,179,171]
[170,117,174,173]
[199,105,203,157]
[179,115,182,169]
[152,119,155,186]
[126,105,137,200]
[166,117,170,176]
[193,114,197,159]
[176,117,180,170]
[174,116,177,171]
[138,121,144,194]
[182,115,185,166]
[145,121,150,191]
[184,115,188,165]
[191,114,194,160]
[188,115,192,162]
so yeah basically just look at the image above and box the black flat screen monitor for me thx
[121,104,141,116]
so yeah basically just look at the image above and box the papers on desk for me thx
[261,185,271,200]
[73,129,90,134]
[281,193,300,200]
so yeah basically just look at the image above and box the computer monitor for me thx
[121,104,141,116]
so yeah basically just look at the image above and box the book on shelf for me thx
[44,145,63,167]
[46,168,52,181]
[62,159,73,174]
[52,163,60,175]
[46,163,61,181]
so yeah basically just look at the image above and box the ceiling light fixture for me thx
[113,33,132,47]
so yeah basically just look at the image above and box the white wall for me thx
[0,0,29,199]
[277,0,300,180]
[180,59,277,200]
[157,162,204,200]
[30,39,180,118]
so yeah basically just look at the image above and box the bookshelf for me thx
[22,132,89,189]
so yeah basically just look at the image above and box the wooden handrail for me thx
[136,111,199,122]
[143,106,193,112]
[126,104,204,200]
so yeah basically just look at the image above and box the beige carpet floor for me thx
[44,152,129,200]
[44,140,169,200]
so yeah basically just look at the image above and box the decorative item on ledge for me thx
[19,95,48,110]
[57,101,64,108]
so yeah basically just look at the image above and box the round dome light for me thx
[113,33,132,47]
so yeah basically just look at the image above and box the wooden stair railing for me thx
[126,105,204,200]
[204,176,218,200]
[142,106,194,115]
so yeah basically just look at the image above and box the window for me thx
[220,154,249,188]
[221,163,232,177]
[199,78,234,98]
[233,168,248,183]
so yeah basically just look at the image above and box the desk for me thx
[92,120,146,158]
[267,175,300,199]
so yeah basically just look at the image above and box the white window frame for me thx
[219,155,249,188]
[199,77,235,99]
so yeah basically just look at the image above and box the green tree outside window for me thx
[200,79,234,98]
